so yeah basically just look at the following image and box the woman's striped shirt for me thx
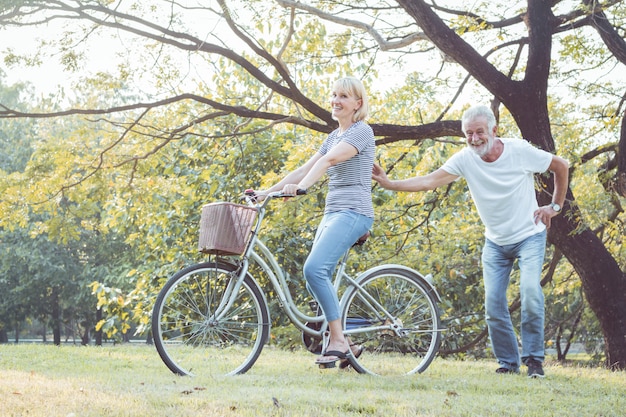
[318,120,375,218]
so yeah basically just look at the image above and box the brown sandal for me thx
[315,350,350,368]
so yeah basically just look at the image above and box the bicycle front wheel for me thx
[152,261,269,377]
[342,266,442,376]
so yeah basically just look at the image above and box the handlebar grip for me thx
[296,189,307,195]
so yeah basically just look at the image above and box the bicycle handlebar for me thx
[243,188,307,207]
[244,188,307,199]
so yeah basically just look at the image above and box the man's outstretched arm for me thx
[372,164,459,192]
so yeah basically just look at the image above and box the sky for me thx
[0,6,411,100]
[2,19,140,98]
[3,2,623,121]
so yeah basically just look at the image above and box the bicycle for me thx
[151,190,443,377]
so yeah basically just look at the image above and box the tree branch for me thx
[3,1,333,124]
[582,0,626,65]
[275,0,429,51]
[395,0,517,103]
[617,108,626,196]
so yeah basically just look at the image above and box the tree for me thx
[0,69,35,173]
[395,0,626,370]
[0,74,140,345]
[0,1,624,368]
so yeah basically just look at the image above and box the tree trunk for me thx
[550,216,626,370]
[81,325,90,346]
[13,315,19,343]
[51,287,61,346]
[95,307,103,346]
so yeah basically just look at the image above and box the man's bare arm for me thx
[372,164,458,192]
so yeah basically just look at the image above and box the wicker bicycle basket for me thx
[198,202,258,256]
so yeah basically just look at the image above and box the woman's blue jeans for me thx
[303,210,373,322]
[482,230,546,371]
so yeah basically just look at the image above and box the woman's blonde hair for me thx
[333,77,370,122]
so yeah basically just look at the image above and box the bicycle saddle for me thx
[353,231,370,246]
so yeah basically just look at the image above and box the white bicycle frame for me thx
[211,191,442,341]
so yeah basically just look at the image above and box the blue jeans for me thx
[303,210,373,322]
[482,230,546,371]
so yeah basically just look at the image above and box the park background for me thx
[0,0,625,378]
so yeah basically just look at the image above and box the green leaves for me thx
[0,0,623,362]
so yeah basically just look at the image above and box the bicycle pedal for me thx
[318,361,337,369]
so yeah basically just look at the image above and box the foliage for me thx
[0,0,624,366]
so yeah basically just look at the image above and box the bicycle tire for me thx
[341,266,442,376]
[152,261,270,376]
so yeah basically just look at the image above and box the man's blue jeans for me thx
[482,230,546,371]
[303,210,373,322]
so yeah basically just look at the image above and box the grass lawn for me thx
[0,343,624,417]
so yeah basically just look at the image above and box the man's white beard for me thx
[470,138,493,157]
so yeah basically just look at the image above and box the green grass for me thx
[0,343,624,416]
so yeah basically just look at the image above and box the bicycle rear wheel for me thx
[341,266,442,376]
[152,261,269,377]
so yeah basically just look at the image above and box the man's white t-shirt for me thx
[441,137,553,246]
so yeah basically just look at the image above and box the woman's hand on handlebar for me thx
[244,189,267,203]
[282,184,301,196]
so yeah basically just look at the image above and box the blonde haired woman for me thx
[260,77,375,367]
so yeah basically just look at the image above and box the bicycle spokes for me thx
[342,267,442,375]
[152,262,269,376]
